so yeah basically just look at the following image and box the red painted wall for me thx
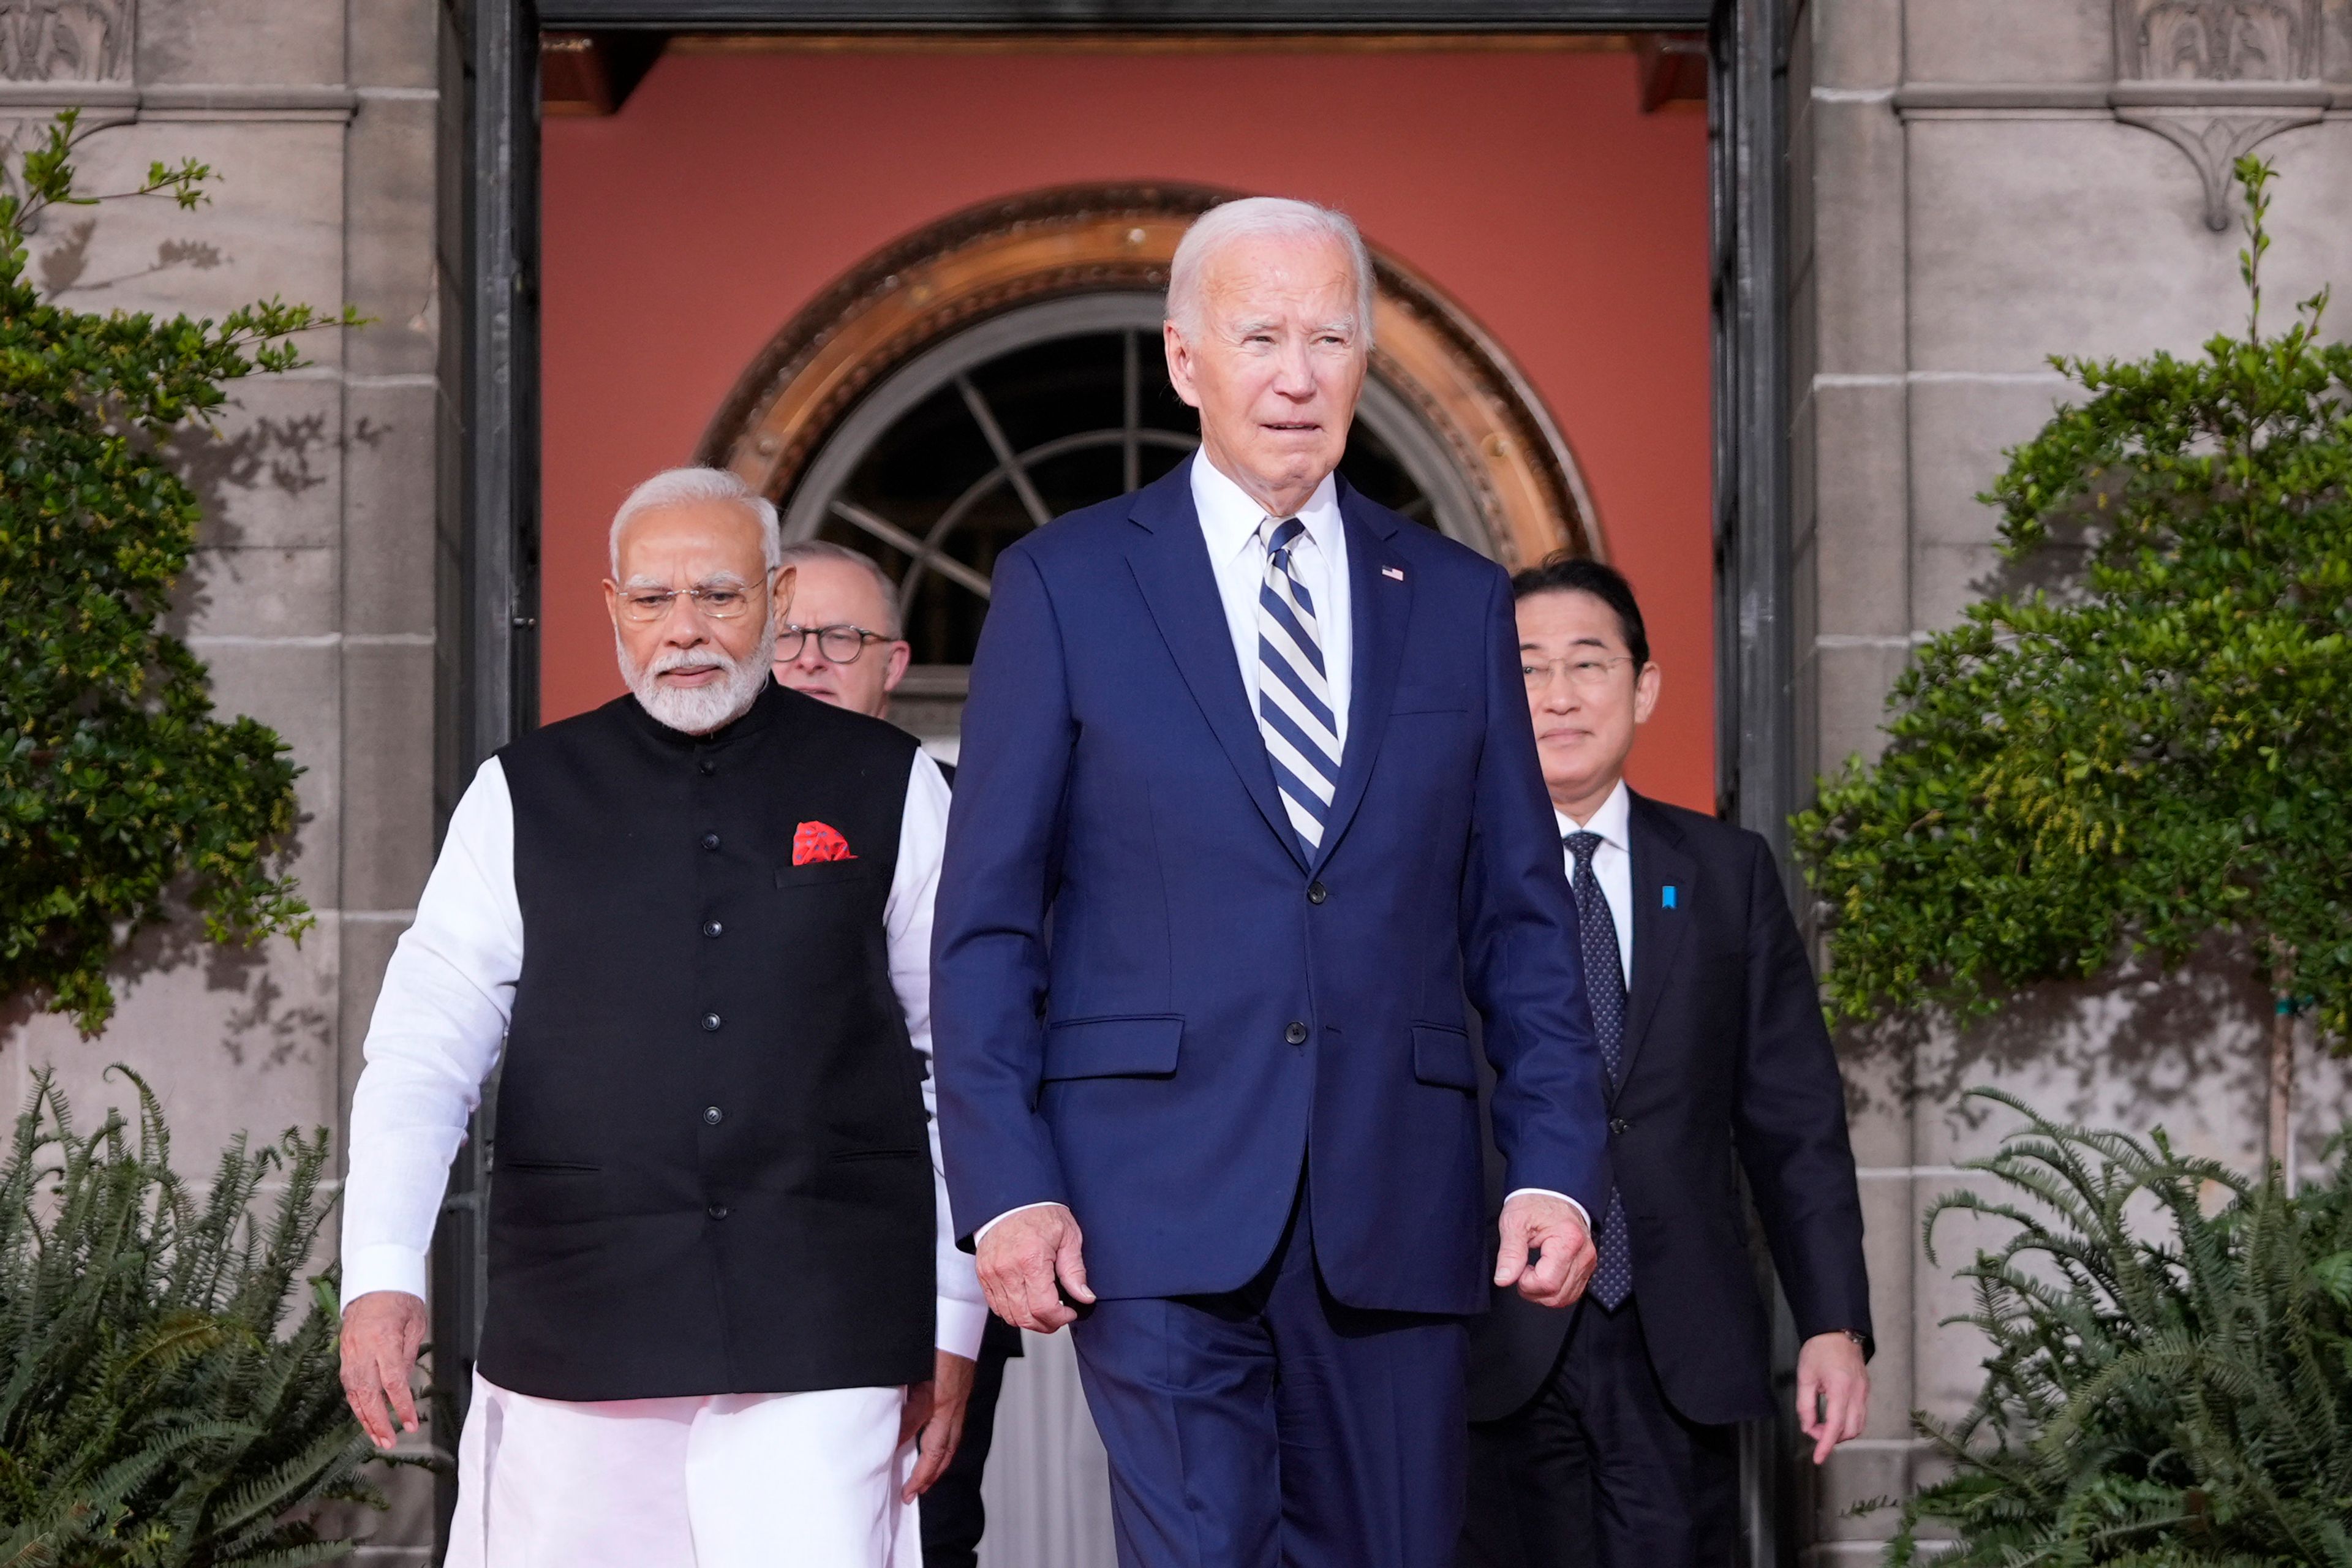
[541,45,1716,809]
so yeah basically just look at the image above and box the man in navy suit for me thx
[933,197,1610,1568]
[1459,558,1873,1568]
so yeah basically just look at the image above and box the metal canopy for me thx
[539,0,1712,29]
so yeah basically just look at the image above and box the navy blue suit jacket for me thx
[932,463,1608,1314]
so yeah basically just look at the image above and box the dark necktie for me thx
[1565,831,1633,1310]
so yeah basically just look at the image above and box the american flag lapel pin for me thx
[1381,565,1405,581]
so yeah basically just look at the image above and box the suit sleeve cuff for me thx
[1504,1188,1593,1233]
[340,1243,429,1310]
[973,1200,1063,1245]
[936,1295,990,1361]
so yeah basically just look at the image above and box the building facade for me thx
[2,2,2347,1564]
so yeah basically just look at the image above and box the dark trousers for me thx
[1070,1186,1469,1568]
[1459,1296,1738,1568]
[921,1316,1022,1568]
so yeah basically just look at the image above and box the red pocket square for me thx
[792,821,856,865]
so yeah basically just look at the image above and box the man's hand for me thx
[900,1351,976,1502]
[1796,1332,1869,1464]
[1493,1193,1596,1308]
[339,1290,427,1450]
[975,1203,1095,1332]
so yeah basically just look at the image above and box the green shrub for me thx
[2,110,351,1034]
[1888,1090,2352,1568]
[0,1068,404,1566]
[1792,159,2352,1157]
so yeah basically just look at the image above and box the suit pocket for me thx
[776,858,880,889]
[830,1147,923,1164]
[497,1158,601,1174]
[1411,1023,1477,1090]
[1392,684,1471,715]
[1041,1014,1183,1082]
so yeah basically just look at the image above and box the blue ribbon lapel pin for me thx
[1662,885,1678,910]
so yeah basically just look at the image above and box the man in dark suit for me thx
[1460,558,1874,1568]
[933,197,1610,1568]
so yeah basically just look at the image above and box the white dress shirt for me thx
[339,746,989,1363]
[1557,780,1634,990]
[1191,450,1353,750]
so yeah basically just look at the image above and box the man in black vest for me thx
[337,468,986,1567]
[1459,558,1874,1568]
[767,537,1025,1568]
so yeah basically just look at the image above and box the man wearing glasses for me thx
[1459,556,1872,1568]
[771,540,914,719]
[767,537,1026,1568]
[337,467,984,1566]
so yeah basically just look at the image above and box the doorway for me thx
[444,3,1795,1561]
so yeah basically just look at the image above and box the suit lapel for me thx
[1619,791,1695,1096]
[1124,466,1307,872]
[1311,484,1407,874]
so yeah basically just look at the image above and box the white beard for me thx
[618,619,777,736]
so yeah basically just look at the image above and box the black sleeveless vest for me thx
[480,680,934,1401]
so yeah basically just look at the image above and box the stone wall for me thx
[0,0,446,1559]
[1789,1,2352,1559]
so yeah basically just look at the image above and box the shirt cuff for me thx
[1504,1188,1593,1233]
[340,1243,429,1310]
[973,1200,1065,1245]
[936,1295,991,1361]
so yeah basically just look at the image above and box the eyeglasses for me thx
[617,582,765,623]
[1523,655,1639,693]
[777,623,891,665]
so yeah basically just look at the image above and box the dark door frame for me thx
[440,0,1796,1556]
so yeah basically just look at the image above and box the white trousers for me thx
[445,1371,920,1568]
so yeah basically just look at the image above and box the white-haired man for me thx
[935,198,1607,1567]
[338,467,986,1567]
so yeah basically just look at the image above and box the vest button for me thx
[706,1203,729,1221]
[703,921,723,938]
[701,832,720,851]
[701,1012,722,1032]
[1307,881,1328,905]
[1284,1021,1308,1046]
[703,1105,723,1125]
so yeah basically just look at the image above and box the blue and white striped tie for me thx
[1256,518,1342,855]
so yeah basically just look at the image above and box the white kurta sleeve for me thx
[339,758,524,1308]
[888,749,989,1362]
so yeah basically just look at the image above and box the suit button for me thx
[701,832,721,851]
[703,1106,723,1126]
[703,921,723,938]
[702,1012,723,1033]
[706,1203,729,1221]
[1610,1118,1630,1136]
[698,760,715,777]
[1306,881,1328,905]
[1284,1021,1309,1046]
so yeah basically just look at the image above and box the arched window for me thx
[699,186,1598,737]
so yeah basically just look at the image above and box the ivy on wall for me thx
[1795,160,2351,1147]
[2,112,355,1035]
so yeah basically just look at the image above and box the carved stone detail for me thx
[2113,0,2329,230]
[1,0,132,83]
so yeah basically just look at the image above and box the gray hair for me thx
[1166,197,1376,352]
[609,466,782,576]
[775,538,904,638]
